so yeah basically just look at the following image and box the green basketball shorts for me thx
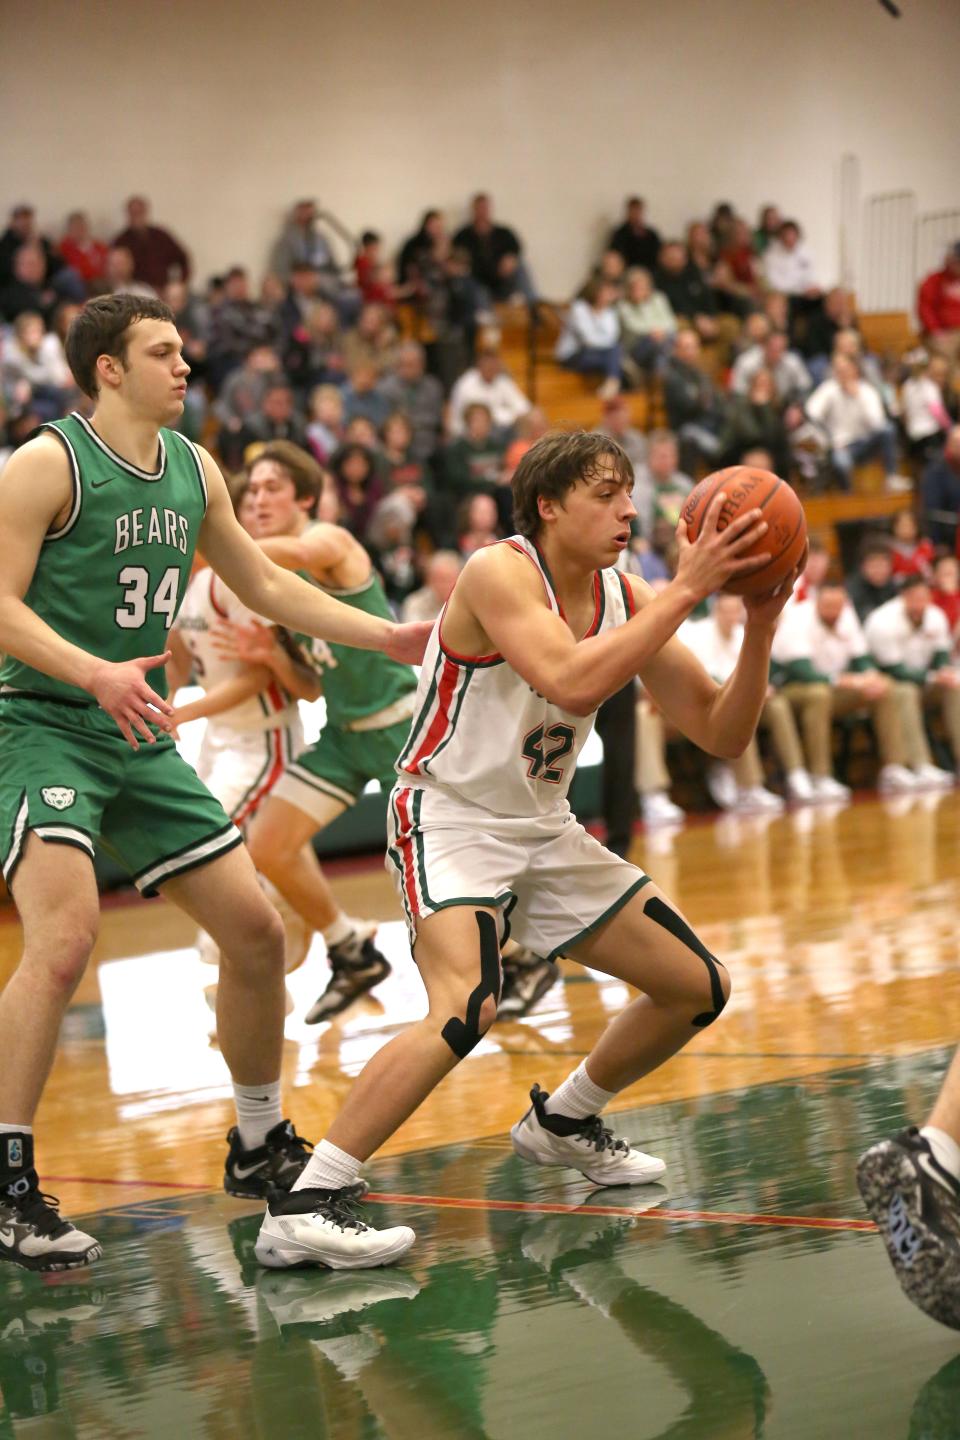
[271,717,411,821]
[0,696,241,896]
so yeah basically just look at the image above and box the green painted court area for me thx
[2,1052,959,1440]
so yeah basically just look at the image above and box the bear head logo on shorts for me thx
[40,786,77,811]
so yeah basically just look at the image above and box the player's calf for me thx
[642,894,731,1028]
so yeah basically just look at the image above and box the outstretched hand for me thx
[89,652,175,750]
[386,621,432,666]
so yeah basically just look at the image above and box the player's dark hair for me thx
[512,430,634,539]
[65,293,175,398]
[249,440,324,517]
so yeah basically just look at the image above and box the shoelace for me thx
[11,1186,68,1238]
[317,1182,369,1233]
[575,1115,631,1157]
[275,1126,314,1163]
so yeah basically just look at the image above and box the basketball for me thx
[681,466,808,598]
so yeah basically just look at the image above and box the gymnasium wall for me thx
[5,0,959,299]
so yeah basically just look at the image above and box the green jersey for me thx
[298,568,416,727]
[0,412,208,705]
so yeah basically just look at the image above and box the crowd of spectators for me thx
[2,188,959,677]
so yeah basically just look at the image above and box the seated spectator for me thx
[447,344,530,437]
[846,537,898,622]
[453,192,537,307]
[2,311,72,422]
[800,287,858,382]
[762,220,820,298]
[103,245,157,299]
[417,241,482,389]
[629,429,692,537]
[831,327,886,397]
[279,262,326,343]
[341,302,399,376]
[771,579,916,797]
[595,394,648,472]
[609,196,662,272]
[617,267,677,377]
[901,350,952,463]
[625,515,679,586]
[364,492,419,606]
[353,234,414,310]
[789,534,831,607]
[718,368,790,474]
[502,406,549,482]
[284,299,345,393]
[269,199,339,287]
[865,575,960,784]
[931,554,960,632]
[401,550,463,623]
[805,354,908,493]
[112,194,190,289]
[380,412,430,511]
[655,241,720,345]
[439,402,508,518]
[246,380,308,449]
[380,341,444,462]
[709,202,737,253]
[305,384,345,464]
[716,217,762,305]
[917,241,960,361]
[921,424,960,552]
[457,491,503,556]
[554,279,623,398]
[662,328,726,470]
[730,330,811,403]
[343,414,381,452]
[680,593,807,812]
[341,362,391,429]
[213,344,282,427]
[207,266,280,387]
[753,204,783,255]
[580,249,626,299]
[889,508,934,580]
[329,442,385,539]
[398,209,447,286]
[0,244,64,323]
[58,210,108,287]
[763,290,790,335]
[1,205,74,294]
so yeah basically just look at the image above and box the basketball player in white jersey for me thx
[254,430,802,1269]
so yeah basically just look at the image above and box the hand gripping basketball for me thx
[680,466,808,598]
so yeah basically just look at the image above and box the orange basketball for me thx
[681,466,807,598]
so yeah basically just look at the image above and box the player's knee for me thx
[26,916,97,996]
[437,910,501,1060]
[692,959,730,1028]
[221,899,285,976]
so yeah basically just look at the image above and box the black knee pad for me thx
[441,911,501,1059]
[643,895,729,1027]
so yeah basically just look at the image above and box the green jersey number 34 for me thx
[115,565,181,630]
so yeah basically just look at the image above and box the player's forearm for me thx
[702,620,776,758]
[0,597,101,694]
[235,563,394,653]
[173,668,272,723]
[558,580,701,714]
[264,647,322,702]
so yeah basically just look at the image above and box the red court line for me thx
[48,1175,877,1233]
[365,1190,877,1233]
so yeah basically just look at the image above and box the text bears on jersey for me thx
[115,507,190,556]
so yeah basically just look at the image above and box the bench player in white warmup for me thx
[255,430,802,1270]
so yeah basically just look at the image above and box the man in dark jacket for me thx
[608,197,661,271]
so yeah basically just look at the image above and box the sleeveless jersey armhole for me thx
[40,425,82,543]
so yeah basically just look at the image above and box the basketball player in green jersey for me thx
[0,295,429,1273]
[238,442,419,1023]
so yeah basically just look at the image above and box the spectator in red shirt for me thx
[58,211,108,286]
[889,508,935,580]
[112,194,190,289]
[917,242,960,361]
[931,554,960,633]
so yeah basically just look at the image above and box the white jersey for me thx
[395,535,635,819]
[175,568,301,736]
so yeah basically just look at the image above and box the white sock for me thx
[322,912,358,951]
[293,1138,361,1193]
[920,1126,960,1182]
[233,1080,283,1151]
[0,1123,32,1135]
[544,1061,617,1121]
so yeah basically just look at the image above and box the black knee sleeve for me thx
[441,911,501,1059]
[643,895,729,1027]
